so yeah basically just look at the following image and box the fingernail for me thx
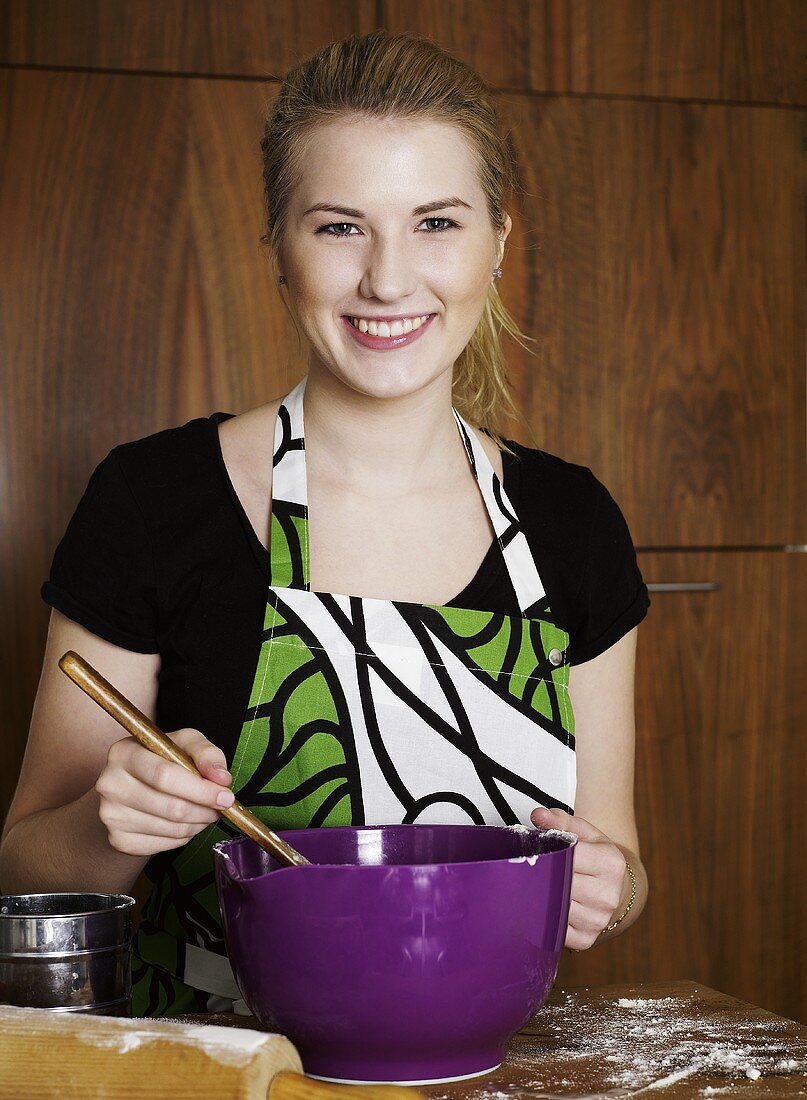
[216,790,235,808]
[212,765,231,780]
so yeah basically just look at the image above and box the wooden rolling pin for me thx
[0,1005,424,1100]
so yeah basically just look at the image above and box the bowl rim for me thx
[213,823,577,882]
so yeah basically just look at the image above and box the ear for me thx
[496,212,512,267]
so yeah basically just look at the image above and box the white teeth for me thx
[350,314,430,337]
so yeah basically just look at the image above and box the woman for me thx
[0,30,650,1016]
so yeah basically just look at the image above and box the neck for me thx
[301,365,467,495]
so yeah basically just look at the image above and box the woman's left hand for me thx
[530,806,628,951]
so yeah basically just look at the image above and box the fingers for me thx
[570,838,627,880]
[108,735,234,809]
[101,772,224,825]
[99,826,205,858]
[99,800,218,841]
[173,728,232,785]
[95,729,235,857]
[564,848,628,951]
[570,873,622,916]
[565,898,610,951]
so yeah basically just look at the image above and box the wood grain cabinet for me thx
[558,549,806,1021]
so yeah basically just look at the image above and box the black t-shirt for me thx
[41,413,650,754]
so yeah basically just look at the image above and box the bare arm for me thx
[0,609,163,894]
[1,607,235,897]
[572,625,648,939]
[532,625,649,947]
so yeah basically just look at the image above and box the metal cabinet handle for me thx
[647,582,721,592]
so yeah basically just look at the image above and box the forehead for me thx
[292,117,483,210]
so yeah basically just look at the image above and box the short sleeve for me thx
[568,478,650,665]
[40,448,160,652]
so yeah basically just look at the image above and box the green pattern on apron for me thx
[131,376,575,1016]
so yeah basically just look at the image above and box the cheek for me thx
[442,264,493,309]
[285,236,349,292]
[291,257,347,301]
[441,240,497,298]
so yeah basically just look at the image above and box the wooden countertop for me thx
[427,980,805,1099]
[179,980,806,1099]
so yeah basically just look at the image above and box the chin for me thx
[331,363,450,403]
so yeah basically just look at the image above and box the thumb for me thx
[531,806,573,831]
[530,806,604,840]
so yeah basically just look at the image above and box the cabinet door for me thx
[557,550,805,1021]
[497,94,806,547]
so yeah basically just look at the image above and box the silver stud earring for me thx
[493,267,503,279]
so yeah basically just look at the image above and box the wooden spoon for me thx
[59,650,310,869]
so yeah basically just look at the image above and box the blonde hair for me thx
[259,29,538,453]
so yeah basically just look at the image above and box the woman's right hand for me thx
[94,728,236,856]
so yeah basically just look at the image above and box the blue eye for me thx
[317,217,459,238]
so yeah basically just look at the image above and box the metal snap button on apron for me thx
[548,648,563,666]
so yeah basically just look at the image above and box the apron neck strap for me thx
[270,374,546,614]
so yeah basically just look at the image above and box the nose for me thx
[359,237,418,303]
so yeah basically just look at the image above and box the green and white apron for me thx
[131,375,576,1016]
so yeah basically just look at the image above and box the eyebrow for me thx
[302,196,473,219]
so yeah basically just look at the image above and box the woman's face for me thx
[278,116,511,401]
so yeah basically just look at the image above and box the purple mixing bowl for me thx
[213,823,576,1085]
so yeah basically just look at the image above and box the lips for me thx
[341,312,436,350]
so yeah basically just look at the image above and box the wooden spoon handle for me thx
[269,1071,426,1100]
[58,650,310,869]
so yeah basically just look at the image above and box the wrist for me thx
[592,847,644,945]
[601,856,637,934]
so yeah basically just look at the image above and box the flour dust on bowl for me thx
[213,823,577,1085]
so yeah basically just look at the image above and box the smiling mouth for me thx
[345,314,435,338]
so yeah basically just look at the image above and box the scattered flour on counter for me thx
[616,997,678,1009]
[368,989,803,1100]
[773,1059,800,1071]
[500,990,806,1094]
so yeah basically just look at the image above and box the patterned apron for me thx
[131,375,576,1016]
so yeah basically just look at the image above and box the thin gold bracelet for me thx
[601,859,637,933]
